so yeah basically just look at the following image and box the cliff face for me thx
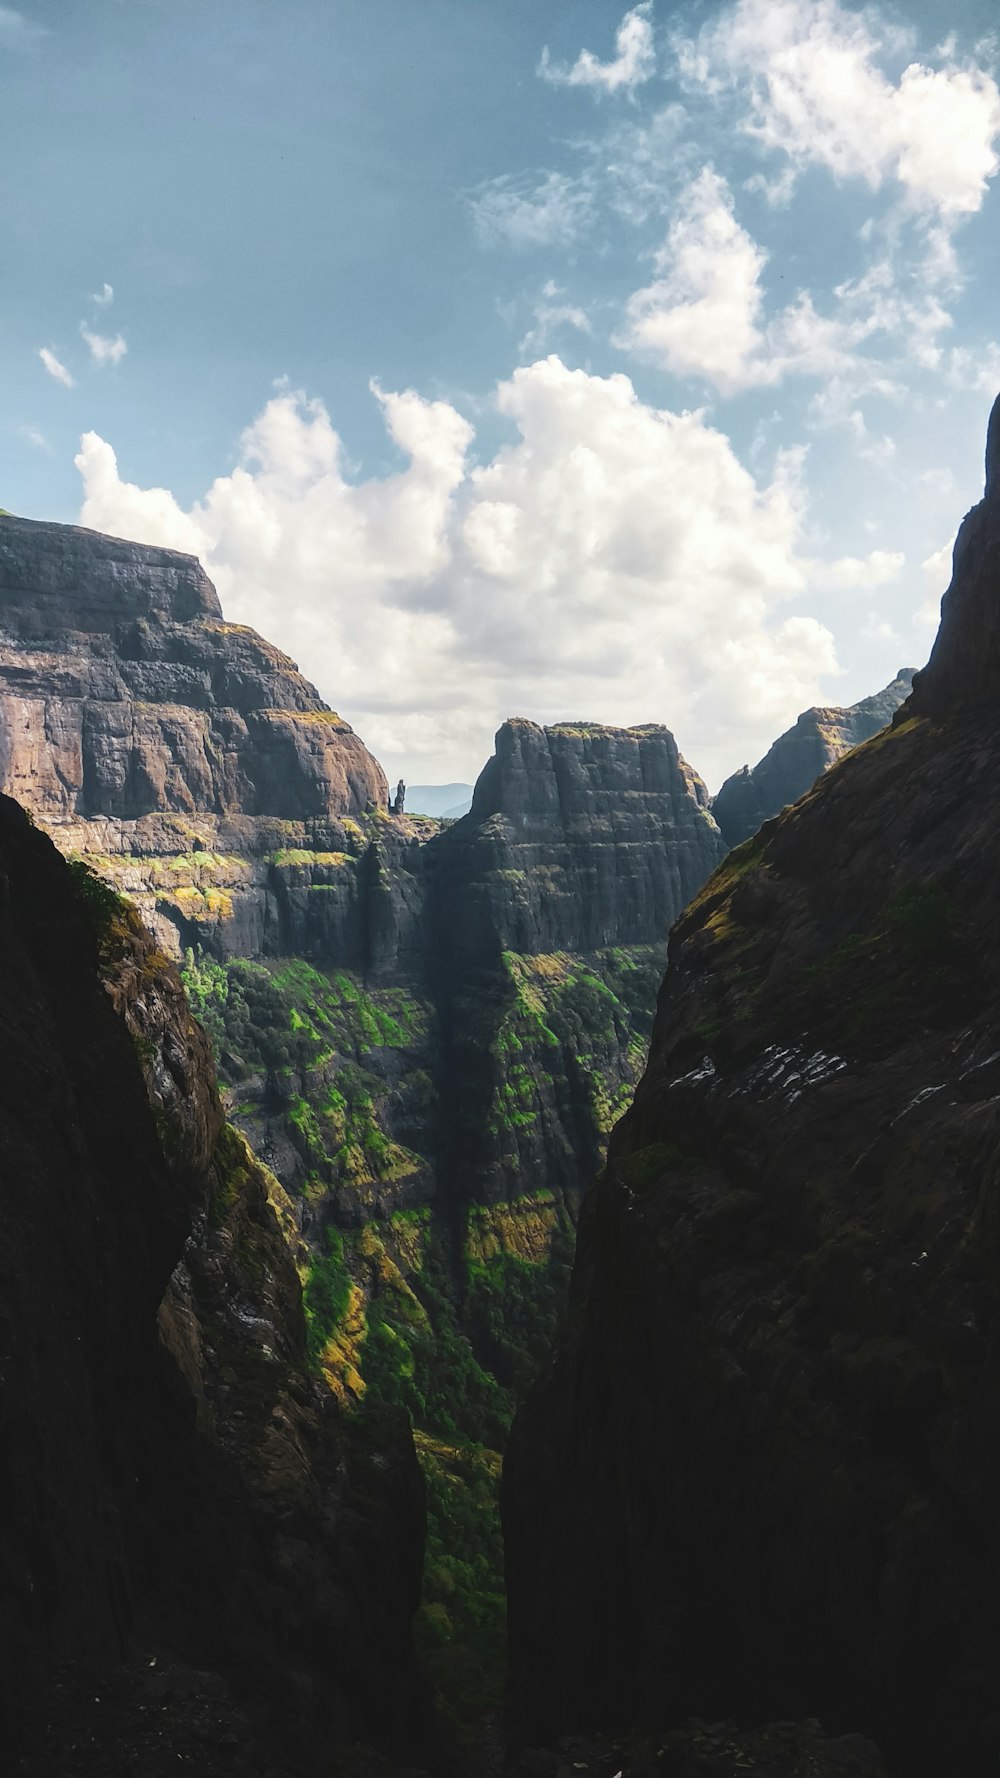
[0,797,427,1774]
[504,411,1000,1776]
[712,669,915,848]
[0,514,388,956]
[438,718,725,961]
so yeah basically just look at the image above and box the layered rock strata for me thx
[712,669,915,848]
[0,514,388,954]
[504,410,1000,1776]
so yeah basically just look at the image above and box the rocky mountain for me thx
[504,410,1000,1776]
[0,795,428,1775]
[0,508,730,1739]
[712,668,915,848]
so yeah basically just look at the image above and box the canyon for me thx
[0,501,930,1773]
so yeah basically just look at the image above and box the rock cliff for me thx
[437,717,725,962]
[712,669,915,848]
[504,408,1000,1776]
[0,796,428,1774]
[0,504,916,1747]
[0,513,388,955]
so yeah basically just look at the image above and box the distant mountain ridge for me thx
[407,782,473,818]
[711,668,916,847]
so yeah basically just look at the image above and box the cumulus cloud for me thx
[38,346,74,387]
[677,0,1000,220]
[617,161,972,407]
[74,361,841,788]
[469,170,592,250]
[618,169,875,394]
[80,323,127,366]
[539,3,656,96]
[824,549,904,588]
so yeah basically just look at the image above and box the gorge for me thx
[0,471,963,1777]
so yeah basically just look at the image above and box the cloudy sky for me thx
[3,0,1000,789]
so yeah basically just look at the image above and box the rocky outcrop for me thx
[0,797,428,1773]
[0,513,386,825]
[712,669,915,848]
[504,411,1000,1776]
[437,718,726,962]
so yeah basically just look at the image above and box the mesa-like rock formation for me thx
[504,408,1000,1776]
[711,669,915,848]
[0,513,396,960]
[436,717,725,962]
[0,796,428,1774]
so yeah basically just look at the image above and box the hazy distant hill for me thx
[408,781,473,818]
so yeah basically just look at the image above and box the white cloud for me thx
[539,3,655,96]
[916,542,953,628]
[599,104,691,223]
[677,0,1000,220]
[518,282,592,357]
[20,425,51,452]
[92,282,114,307]
[74,361,840,789]
[943,341,1000,393]
[469,170,591,250]
[743,165,798,207]
[618,169,772,391]
[619,164,974,410]
[80,324,127,366]
[862,613,899,641]
[825,549,904,588]
[618,169,873,394]
[38,347,74,388]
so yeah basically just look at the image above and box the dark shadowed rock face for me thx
[0,513,387,828]
[0,797,427,1774]
[503,416,1000,1777]
[438,717,726,962]
[712,669,915,848]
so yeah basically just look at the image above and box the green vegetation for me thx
[179,936,663,1737]
[415,1434,506,1736]
[304,1225,352,1362]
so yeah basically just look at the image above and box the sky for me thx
[3,0,1000,791]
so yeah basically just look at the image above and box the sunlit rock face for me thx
[711,668,915,848]
[0,514,387,824]
[504,407,1000,1778]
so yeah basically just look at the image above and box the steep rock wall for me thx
[504,409,1000,1776]
[0,514,386,832]
[0,797,428,1774]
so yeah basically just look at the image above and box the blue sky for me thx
[3,0,1000,788]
